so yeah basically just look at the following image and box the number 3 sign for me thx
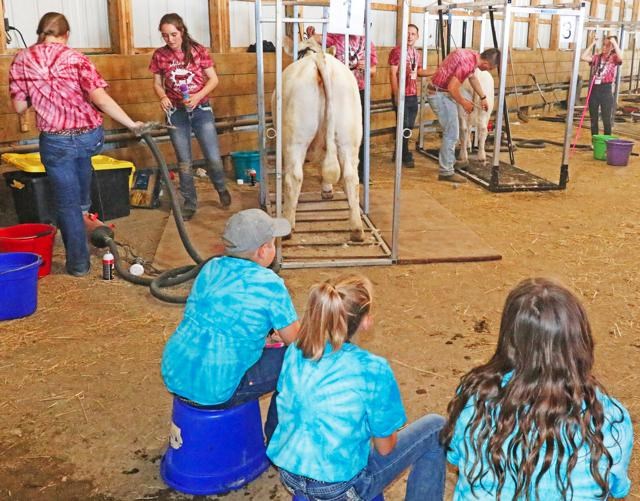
[560,17,576,43]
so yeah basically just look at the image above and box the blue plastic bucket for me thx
[0,252,42,321]
[160,398,269,495]
[230,151,261,183]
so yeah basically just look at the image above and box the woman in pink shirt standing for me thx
[149,13,231,221]
[9,12,143,277]
[581,35,623,136]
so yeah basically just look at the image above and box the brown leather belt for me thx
[427,83,447,93]
[45,126,99,136]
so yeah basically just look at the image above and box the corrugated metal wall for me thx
[132,0,211,48]
[5,0,110,49]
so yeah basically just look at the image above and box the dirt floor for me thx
[0,115,639,500]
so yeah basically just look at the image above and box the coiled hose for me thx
[90,129,212,304]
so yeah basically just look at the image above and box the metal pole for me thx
[489,1,515,167]
[462,20,467,48]
[437,0,446,60]
[491,0,512,187]
[293,4,299,58]
[255,0,268,207]
[418,12,429,151]
[275,0,284,266]
[611,24,624,130]
[629,30,636,94]
[560,4,585,188]
[363,0,372,213]
[322,7,329,50]
[391,0,409,262]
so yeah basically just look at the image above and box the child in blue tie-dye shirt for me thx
[267,274,446,501]
[161,209,300,441]
[442,278,633,500]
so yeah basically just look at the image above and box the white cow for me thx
[458,68,495,165]
[274,38,364,242]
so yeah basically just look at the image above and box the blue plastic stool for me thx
[160,397,269,495]
[293,493,384,500]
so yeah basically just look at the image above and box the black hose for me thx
[140,133,204,264]
[93,129,219,304]
[149,263,209,304]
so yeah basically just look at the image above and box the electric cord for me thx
[7,25,27,48]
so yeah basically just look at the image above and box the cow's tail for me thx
[315,50,340,185]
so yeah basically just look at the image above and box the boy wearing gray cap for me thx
[161,209,300,440]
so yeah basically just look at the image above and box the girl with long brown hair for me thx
[442,278,632,500]
[149,13,230,221]
[267,275,446,501]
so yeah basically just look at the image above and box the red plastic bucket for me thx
[0,224,56,278]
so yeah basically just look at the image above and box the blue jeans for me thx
[167,104,227,210]
[39,127,104,275]
[182,345,286,443]
[280,414,446,501]
[427,92,458,176]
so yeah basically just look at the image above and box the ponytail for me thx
[36,12,70,44]
[297,275,373,360]
[158,13,202,66]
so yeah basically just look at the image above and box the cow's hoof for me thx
[321,190,334,200]
[350,229,365,242]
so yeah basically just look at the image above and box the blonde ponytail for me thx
[297,275,373,360]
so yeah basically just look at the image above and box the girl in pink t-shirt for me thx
[581,35,623,136]
[150,13,230,220]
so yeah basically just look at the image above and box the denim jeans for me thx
[168,104,227,210]
[182,345,286,443]
[589,83,614,136]
[280,414,446,501]
[393,95,419,161]
[39,127,104,275]
[427,92,459,176]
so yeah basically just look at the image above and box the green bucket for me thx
[592,134,617,161]
[230,151,261,184]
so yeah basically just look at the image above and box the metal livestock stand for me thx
[417,1,587,193]
[252,0,409,269]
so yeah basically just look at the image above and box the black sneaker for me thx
[218,189,232,208]
[182,207,196,221]
[402,158,415,168]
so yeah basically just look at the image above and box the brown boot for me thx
[438,173,467,184]
[218,189,232,208]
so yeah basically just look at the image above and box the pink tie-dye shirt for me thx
[326,33,377,90]
[9,43,108,132]
[431,49,479,91]
[591,53,622,85]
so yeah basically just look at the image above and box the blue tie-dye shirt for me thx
[267,342,407,482]
[161,256,297,405]
[448,373,633,500]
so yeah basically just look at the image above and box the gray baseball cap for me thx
[222,209,291,254]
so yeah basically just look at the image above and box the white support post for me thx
[560,3,585,187]
[491,0,512,174]
[391,0,410,261]
[275,0,284,265]
[363,0,372,213]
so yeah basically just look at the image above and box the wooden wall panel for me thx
[1,46,639,148]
